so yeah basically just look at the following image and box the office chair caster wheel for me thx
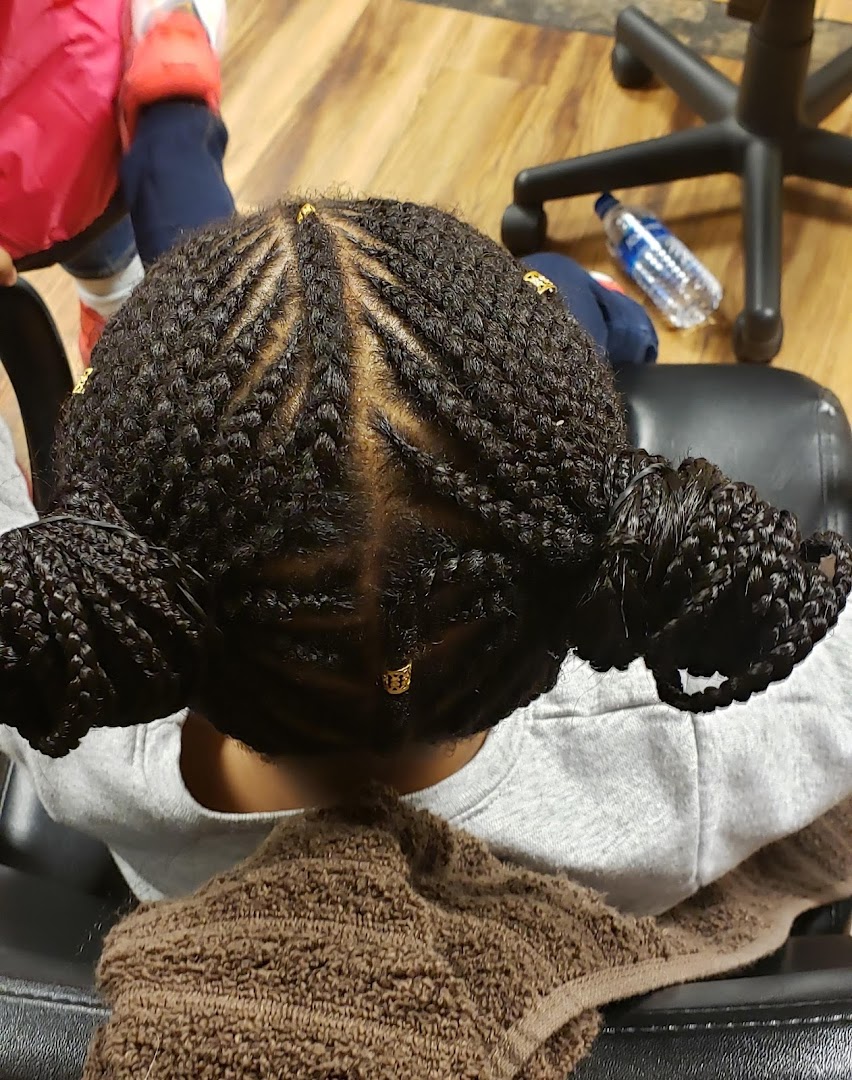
[501,203,547,256]
[733,310,784,364]
[611,42,654,89]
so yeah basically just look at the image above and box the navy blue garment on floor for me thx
[523,252,658,368]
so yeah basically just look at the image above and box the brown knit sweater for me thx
[85,790,852,1080]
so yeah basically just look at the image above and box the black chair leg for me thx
[792,127,852,188]
[516,122,740,204]
[736,141,784,364]
[503,123,742,256]
[614,7,737,121]
[804,45,852,125]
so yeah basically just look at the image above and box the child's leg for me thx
[522,252,659,368]
[120,101,235,266]
[121,0,227,147]
[61,218,145,367]
[119,0,234,267]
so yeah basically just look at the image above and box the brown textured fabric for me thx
[85,791,852,1079]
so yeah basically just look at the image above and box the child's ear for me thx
[0,247,18,287]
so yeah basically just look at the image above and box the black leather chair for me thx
[615,363,851,538]
[1,281,851,1077]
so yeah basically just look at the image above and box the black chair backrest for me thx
[0,279,73,510]
[615,364,852,539]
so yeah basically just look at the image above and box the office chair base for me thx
[503,2,852,364]
[733,310,784,364]
[611,41,654,90]
[501,202,548,255]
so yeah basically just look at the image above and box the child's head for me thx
[2,198,848,758]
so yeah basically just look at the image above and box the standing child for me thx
[0,0,235,364]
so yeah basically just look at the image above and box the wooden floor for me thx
[10,0,852,464]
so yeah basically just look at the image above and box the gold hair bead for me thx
[523,269,556,296]
[72,367,93,395]
[296,203,317,223]
[382,661,412,696]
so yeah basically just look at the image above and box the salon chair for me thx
[1,281,851,1078]
[0,281,73,510]
[502,0,852,364]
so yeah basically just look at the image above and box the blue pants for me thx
[523,252,658,368]
[63,101,235,280]
[61,113,654,371]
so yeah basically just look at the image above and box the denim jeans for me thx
[62,216,139,281]
[63,100,235,282]
[522,252,658,368]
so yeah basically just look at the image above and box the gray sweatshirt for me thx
[0,420,850,914]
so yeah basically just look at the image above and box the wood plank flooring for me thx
[9,0,852,469]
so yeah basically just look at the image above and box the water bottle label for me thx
[616,216,670,273]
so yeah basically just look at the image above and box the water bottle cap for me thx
[594,192,619,219]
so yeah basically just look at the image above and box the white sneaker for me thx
[130,0,227,54]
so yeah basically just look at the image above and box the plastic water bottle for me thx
[594,193,722,330]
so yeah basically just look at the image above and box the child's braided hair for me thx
[1,198,848,758]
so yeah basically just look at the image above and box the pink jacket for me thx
[0,0,124,260]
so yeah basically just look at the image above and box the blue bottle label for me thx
[616,216,670,272]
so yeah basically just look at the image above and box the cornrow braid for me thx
[2,197,847,758]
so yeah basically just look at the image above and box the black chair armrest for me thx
[576,937,852,1080]
[0,978,106,1080]
[0,865,115,1080]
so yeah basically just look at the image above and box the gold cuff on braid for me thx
[72,367,93,395]
[523,269,556,295]
[296,203,317,223]
[382,662,412,695]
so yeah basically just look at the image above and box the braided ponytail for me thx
[0,486,206,756]
[565,452,849,711]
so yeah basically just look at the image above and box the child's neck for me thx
[181,711,487,815]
